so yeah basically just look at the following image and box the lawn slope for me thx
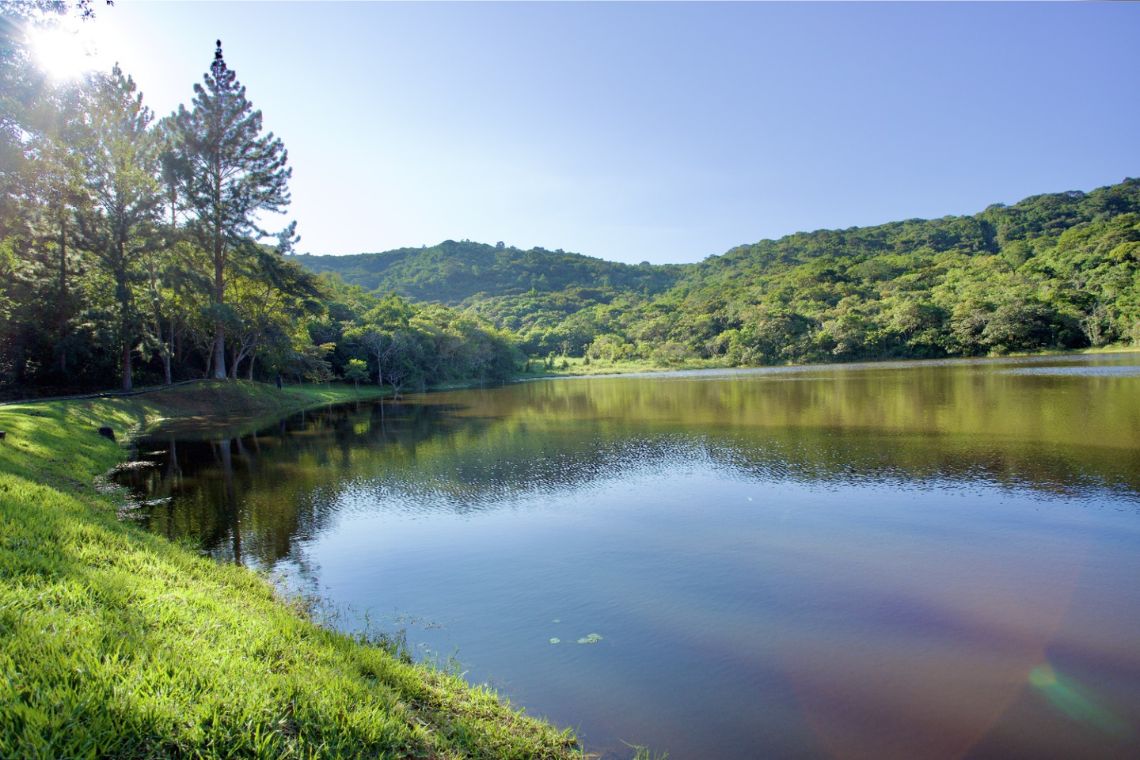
[0,382,579,759]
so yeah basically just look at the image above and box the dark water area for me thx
[116,354,1140,759]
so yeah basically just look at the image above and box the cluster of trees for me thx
[305,180,1140,366]
[0,10,517,397]
[308,279,520,394]
[1,20,299,391]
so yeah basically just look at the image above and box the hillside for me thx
[634,177,1140,364]
[291,240,684,304]
[299,179,1140,362]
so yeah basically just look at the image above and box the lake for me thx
[117,354,1140,759]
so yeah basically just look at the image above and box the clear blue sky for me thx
[84,1,1140,264]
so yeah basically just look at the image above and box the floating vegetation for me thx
[108,460,157,474]
[576,633,603,645]
[549,637,561,644]
[392,612,444,630]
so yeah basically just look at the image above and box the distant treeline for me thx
[301,179,1140,363]
[0,15,517,397]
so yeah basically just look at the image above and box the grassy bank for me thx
[0,382,579,759]
[120,380,390,437]
[520,343,1140,381]
[518,357,728,380]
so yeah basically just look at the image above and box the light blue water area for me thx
[120,353,1140,759]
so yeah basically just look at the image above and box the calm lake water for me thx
[118,354,1140,759]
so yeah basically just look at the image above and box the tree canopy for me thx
[298,179,1140,365]
[0,27,519,397]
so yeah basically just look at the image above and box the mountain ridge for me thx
[290,239,685,305]
[295,178,1140,362]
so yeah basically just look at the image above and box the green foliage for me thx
[343,357,369,386]
[300,179,1140,367]
[332,287,521,394]
[291,239,683,305]
[0,38,521,398]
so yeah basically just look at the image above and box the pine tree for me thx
[174,40,291,379]
[75,65,163,391]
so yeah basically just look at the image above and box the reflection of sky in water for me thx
[302,457,1140,759]
[119,353,1140,759]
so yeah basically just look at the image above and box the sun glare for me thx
[26,21,106,81]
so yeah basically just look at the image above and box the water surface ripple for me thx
[118,354,1140,759]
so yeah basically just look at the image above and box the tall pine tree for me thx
[174,40,290,379]
[75,65,163,391]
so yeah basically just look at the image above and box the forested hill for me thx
[296,179,1140,363]
[648,178,1140,363]
[699,178,1140,278]
[290,240,684,304]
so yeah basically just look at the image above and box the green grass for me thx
[522,342,1140,381]
[998,343,1140,359]
[0,382,580,759]
[519,356,731,379]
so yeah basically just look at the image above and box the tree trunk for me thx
[13,332,26,385]
[174,322,182,366]
[153,308,174,385]
[212,327,227,379]
[58,223,67,296]
[230,342,256,381]
[118,257,132,392]
[153,274,174,385]
[212,226,227,379]
[121,340,132,391]
[57,223,68,375]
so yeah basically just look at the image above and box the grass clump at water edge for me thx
[0,381,581,758]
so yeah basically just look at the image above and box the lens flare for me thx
[26,21,103,81]
[1029,663,1132,739]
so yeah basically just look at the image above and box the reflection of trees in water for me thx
[420,371,1140,499]
[116,402,486,569]
[116,367,1140,570]
[468,364,1139,454]
[705,433,1140,500]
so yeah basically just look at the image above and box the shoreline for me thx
[514,343,1140,382]
[0,381,581,758]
